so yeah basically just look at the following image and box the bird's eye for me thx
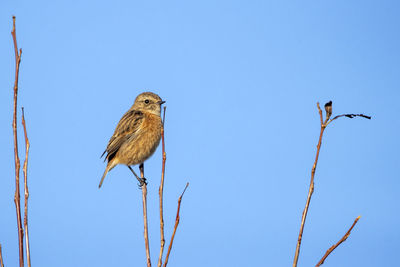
[144,99,150,104]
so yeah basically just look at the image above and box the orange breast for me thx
[116,112,162,165]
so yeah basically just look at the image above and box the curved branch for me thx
[326,113,371,127]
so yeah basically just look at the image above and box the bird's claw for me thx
[137,177,148,188]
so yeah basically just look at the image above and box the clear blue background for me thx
[1,1,399,266]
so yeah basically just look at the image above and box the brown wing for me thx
[102,109,144,162]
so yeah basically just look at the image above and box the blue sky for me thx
[0,1,399,266]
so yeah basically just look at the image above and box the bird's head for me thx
[132,92,165,115]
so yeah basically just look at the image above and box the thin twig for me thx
[326,113,371,127]
[0,244,4,267]
[163,183,189,267]
[11,16,24,267]
[21,108,31,267]
[157,106,167,267]
[316,216,361,266]
[140,164,152,267]
[293,103,326,267]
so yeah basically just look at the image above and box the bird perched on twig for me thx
[99,92,165,188]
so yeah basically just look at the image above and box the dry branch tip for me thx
[180,183,189,198]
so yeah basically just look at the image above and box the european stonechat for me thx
[99,92,165,188]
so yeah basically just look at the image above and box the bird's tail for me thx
[98,161,117,188]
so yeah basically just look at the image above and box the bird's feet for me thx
[137,177,148,188]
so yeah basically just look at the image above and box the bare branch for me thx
[140,164,152,267]
[316,216,361,266]
[293,103,326,267]
[293,101,370,267]
[11,16,24,267]
[163,183,189,267]
[21,108,31,267]
[157,106,167,267]
[0,244,4,267]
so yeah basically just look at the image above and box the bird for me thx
[99,92,165,188]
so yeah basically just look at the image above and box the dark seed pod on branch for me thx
[324,101,332,120]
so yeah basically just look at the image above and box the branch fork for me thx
[292,101,370,267]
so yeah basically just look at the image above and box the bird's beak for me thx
[158,100,166,105]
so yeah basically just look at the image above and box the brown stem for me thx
[316,216,361,266]
[0,244,4,267]
[157,107,167,267]
[140,164,152,267]
[11,16,24,267]
[163,183,189,267]
[293,103,326,267]
[21,108,31,267]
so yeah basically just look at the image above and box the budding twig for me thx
[163,183,189,267]
[316,216,361,266]
[11,15,24,267]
